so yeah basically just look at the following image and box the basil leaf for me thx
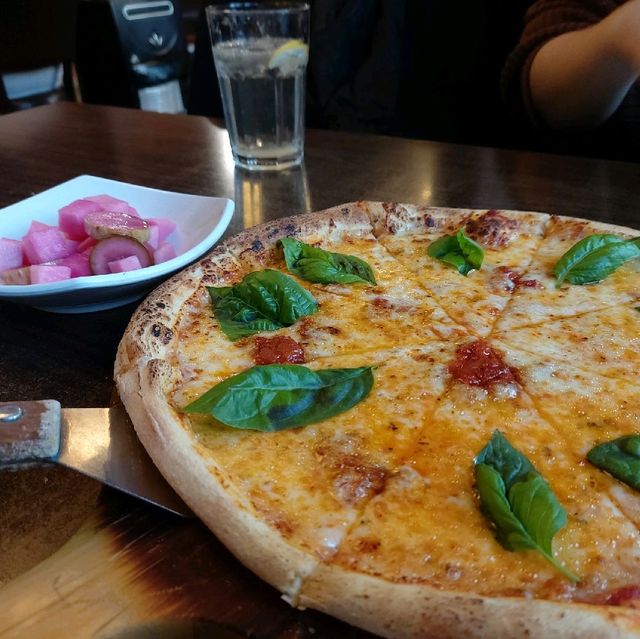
[475,431,578,582]
[208,269,318,341]
[427,228,484,276]
[475,428,536,490]
[183,364,374,431]
[588,435,640,490]
[279,237,376,285]
[553,234,640,285]
[475,464,534,548]
[456,228,484,270]
[509,474,567,558]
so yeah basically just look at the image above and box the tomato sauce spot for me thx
[492,266,539,292]
[252,336,306,365]
[607,585,640,606]
[372,297,393,309]
[449,340,521,388]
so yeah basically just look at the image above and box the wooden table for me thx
[0,103,638,638]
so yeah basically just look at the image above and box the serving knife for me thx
[0,400,191,517]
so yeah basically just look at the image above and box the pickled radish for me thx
[22,228,78,264]
[89,236,152,275]
[148,217,176,242]
[28,220,52,233]
[50,253,92,278]
[0,238,23,272]
[1,194,179,285]
[84,211,150,242]
[1,266,31,285]
[31,265,72,284]
[84,194,139,216]
[58,199,103,239]
[153,242,177,264]
[108,255,143,273]
[76,236,97,254]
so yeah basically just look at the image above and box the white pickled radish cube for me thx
[108,255,143,273]
[153,242,177,264]
[0,238,23,272]
[30,265,72,284]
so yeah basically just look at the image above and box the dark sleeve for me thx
[501,0,622,127]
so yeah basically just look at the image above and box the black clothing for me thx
[189,0,528,148]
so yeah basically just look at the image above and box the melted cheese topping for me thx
[182,342,457,560]
[377,210,549,337]
[494,304,640,382]
[173,238,467,407]
[497,340,640,527]
[496,217,640,332]
[167,211,640,610]
[327,376,640,601]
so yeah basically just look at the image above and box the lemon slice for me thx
[268,39,309,75]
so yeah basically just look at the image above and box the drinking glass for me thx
[206,2,310,171]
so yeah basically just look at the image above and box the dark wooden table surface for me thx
[0,103,638,639]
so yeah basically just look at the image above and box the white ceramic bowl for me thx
[0,175,234,313]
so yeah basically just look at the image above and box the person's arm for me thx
[529,0,640,128]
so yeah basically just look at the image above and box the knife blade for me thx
[0,400,191,517]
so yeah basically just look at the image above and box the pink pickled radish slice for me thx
[148,218,177,242]
[28,220,53,234]
[30,265,72,284]
[108,255,143,273]
[58,199,104,240]
[84,195,139,216]
[49,253,92,278]
[153,242,177,264]
[0,238,23,272]
[89,236,151,275]
[146,225,161,250]
[84,211,150,243]
[76,236,97,254]
[22,228,78,264]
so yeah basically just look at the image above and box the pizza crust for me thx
[117,360,318,600]
[115,204,640,638]
[299,563,640,639]
[221,202,375,270]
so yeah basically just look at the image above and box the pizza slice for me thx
[495,339,640,527]
[493,303,640,382]
[159,210,467,395]
[173,272,457,389]
[221,203,466,349]
[120,336,457,600]
[298,338,640,637]
[363,202,550,337]
[495,215,640,332]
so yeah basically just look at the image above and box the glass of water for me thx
[206,2,310,171]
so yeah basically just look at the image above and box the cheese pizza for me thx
[115,202,640,638]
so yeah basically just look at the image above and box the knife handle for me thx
[0,400,61,467]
